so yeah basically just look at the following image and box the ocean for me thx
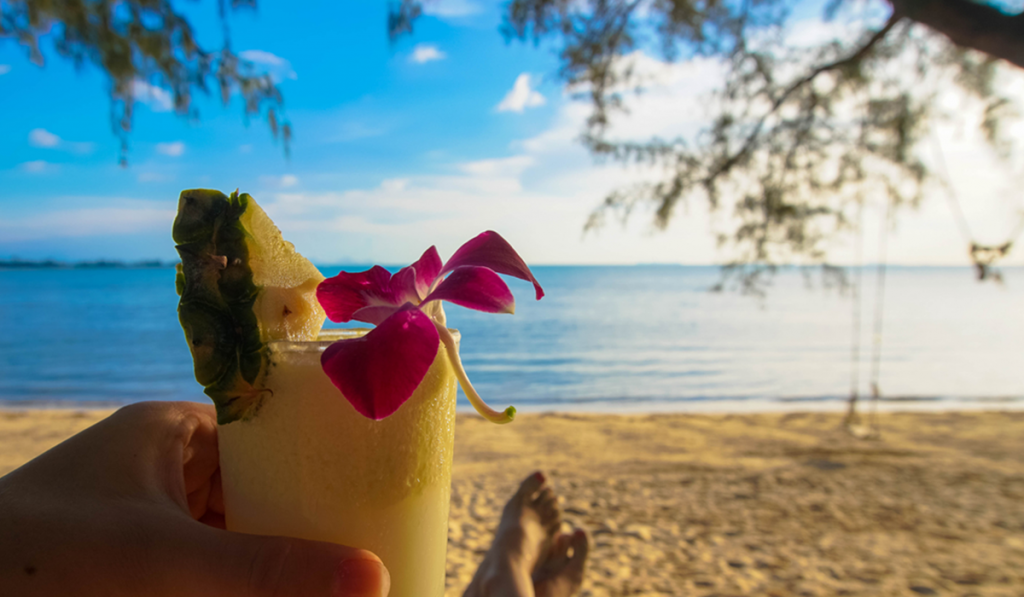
[1,265,1021,412]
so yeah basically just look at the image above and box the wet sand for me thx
[3,409,1023,596]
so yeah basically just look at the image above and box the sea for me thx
[1,265,1022,413]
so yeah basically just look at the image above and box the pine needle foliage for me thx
[1,0,290,164]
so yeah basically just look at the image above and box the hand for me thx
[0,401,390,597]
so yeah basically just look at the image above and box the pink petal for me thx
[389,265,421,304]
[440,231,544,300]
[320,304,440,420]
[423,266,515,314]
[411,246,442,298]
[351,305,401,325]
[317,265,419,324]
[317,266,395,323]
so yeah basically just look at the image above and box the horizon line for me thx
[2,258,1021,270]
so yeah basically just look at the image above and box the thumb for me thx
[166,523,391,597]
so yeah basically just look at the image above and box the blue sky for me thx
[1,0,1023,266]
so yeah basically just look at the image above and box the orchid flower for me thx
[316,231,544,423]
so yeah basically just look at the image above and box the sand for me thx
[2,408,1023,596]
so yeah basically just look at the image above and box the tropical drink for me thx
[218,330,459,596]
[174,189,542,595]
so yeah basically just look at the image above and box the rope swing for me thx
[845,196,889,440]
[931,134,1024,283]
[844,132,1022,439]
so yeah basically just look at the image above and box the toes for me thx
[516,471,546,503]
[533,486,556,509]
[565,529,589,582]
[533,529,588,596]
[533,532,571,584]
[550,532,572,564]
[533,487,561,527]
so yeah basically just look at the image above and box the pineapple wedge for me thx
[173,189,326,424]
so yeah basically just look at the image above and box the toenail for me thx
[534,471,546,482]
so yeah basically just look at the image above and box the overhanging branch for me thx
[707,14,903,183]
[889,0,1024,70]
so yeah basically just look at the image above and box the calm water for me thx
[1,266,1021,411]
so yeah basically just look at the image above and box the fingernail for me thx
[334,558,390,597]
[534,471,546,483]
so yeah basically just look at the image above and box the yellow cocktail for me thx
[218,329,460,597]
[174,190,540,594]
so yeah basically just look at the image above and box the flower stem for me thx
[433,321,515,424]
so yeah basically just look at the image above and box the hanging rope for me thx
[845,195,888,440]
[845,199,865,430]
[867,195,892,437]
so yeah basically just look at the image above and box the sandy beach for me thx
[3,408,1023,596]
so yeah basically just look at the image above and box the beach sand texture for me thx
[2,409,1023,596]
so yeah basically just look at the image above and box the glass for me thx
[217,328,460,597]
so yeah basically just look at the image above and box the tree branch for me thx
[708,14,903,183]
[889,0,1024,70]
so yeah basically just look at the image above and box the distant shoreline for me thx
[3,260,1021,271]
[2,395,1021,415]
[0,259,174,270]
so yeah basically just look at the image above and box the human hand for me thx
[0,401,390,597]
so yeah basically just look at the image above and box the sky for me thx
[1,0,1023,267]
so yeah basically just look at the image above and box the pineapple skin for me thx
[173,189,325,424]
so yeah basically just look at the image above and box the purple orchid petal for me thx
[318,265,419,323]
[411,246,443,298]
[320,303,440,420]
[440,231,544,300]
[423,266,515,314]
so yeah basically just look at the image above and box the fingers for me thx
[160,523,390,597]
[180,404,220,496]
[10,401,218,504]
[107,401,223,520]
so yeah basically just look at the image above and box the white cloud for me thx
[513,50,1024,267]
[239,49,297,81]
[0,65,10,75]
[410,44,446,64]
[27,128,95,154]
[137,172,172,183]
[20,160,57,174]
[458,156,534,177]
[247,49,1023,267]
[518,53,722,155]
[259,174,300,188]
[421,0,481,17]
[29,129,60,148]
[0,201,175,243]
[496,74,546,113]
[132,80,174,112]
[155,141,185,157]
[240,49,287,66]
[380,178,409,193]
[231,57,733,265]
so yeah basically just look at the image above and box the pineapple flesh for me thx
[173,189,326,424]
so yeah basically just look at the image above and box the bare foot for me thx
[463,472,562,597]
[533,529,589,597]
